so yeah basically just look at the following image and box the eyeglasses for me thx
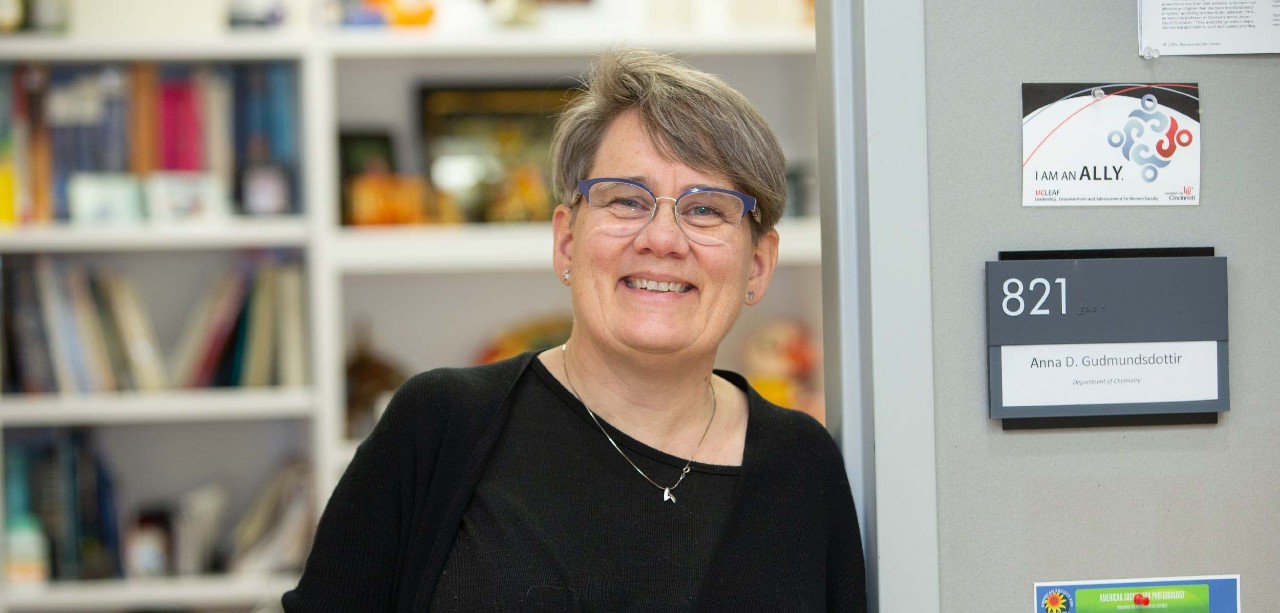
[576,177,759,247]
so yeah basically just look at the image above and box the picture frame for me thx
[145,172,231,224]
[68,174,145,226]
[417,85,578,223]
[338,131,397,224]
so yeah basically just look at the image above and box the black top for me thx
[283,352,866,612]
[430,359,739,611]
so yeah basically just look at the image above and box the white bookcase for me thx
[0,4,820,611]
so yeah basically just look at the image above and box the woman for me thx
[284,49,866,612]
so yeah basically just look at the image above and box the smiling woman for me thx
[284,49,867,612]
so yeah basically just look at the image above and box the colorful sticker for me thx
[1035,576,1238,613]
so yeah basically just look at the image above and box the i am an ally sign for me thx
[1022,83,1200,207]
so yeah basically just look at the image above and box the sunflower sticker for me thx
[1043,590,1072,613]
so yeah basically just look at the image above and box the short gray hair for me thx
[550,49,787,241]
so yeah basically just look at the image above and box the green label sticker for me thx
[1076,584,1209,612]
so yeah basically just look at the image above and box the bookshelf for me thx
[4,572,299,611]
[0,2,821,610]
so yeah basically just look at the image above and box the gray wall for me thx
[926,0,1280,603]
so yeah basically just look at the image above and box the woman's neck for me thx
[549,337,719,454]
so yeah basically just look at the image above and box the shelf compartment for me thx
[332,217,820,274]
[0,388,314,426]
[0,33,309,61]
[3,573,299,611]
[325,28,816,59]
[0,218,310,253]
[333,223,555,273]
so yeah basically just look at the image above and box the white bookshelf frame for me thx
[4,573,298,611]
[0,389,313,427]
[0,218,310,253]
[0,10,819,611]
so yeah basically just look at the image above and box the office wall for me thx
[926,0,1280,603]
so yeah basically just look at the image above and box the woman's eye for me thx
[687,204,725,219]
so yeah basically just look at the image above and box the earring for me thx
[746,290,755,303]
[562,269,571,283]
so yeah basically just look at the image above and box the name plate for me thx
[986,251,1228,420]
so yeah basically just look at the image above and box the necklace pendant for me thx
[663,488,676,503]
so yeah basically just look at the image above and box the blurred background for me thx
[0,0,822,610]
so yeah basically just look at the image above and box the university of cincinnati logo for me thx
[1042,589,1072,613]
[1107,93,1193,183]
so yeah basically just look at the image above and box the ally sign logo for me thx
[1022,83,1200,207]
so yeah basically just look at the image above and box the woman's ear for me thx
[745,228,780,304]
[552,204,575,282]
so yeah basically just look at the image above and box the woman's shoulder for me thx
[399,351,536,399]
[716,369,841,459]
[381,352,537,431]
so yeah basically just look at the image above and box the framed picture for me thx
[69,174,145,226]
[338,131,396,224]
[145,172,231,224]
[418,85,578,223]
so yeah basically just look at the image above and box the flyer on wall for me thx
[1036,575,1240,613]
[1022,83,1200,207]
[1139,0,1280,56]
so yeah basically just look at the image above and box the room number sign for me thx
[986,252,1228,420]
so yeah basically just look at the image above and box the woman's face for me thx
[552,110,779,360]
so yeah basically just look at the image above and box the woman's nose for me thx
[633,198,690,255]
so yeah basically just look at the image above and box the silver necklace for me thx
[560,344,716,504]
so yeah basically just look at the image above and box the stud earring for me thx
[746,290,755,303]
[562,269,571,283]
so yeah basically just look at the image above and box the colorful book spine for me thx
[24,66,54,223]
[98,67,129,174]
[0,65,15,224]
[159,68,204,171]
[275,262,307,387]
[127,63,159,176]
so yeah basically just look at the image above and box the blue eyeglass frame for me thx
[576,177,761,223]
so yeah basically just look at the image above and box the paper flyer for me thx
[1036,575,1240,613]
[1022,83,1200,207]
[1140,0,1280,56]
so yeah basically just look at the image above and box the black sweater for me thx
[283,353,867,612]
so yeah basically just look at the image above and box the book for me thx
[34,256,83,393]
[159,68,203,171]
[87,270,135,392]
[170,268,247,388]
[127,63,159,176]
[0,65,15,225]
[97,66,129,174]
[229,459,311,574]
[10,68,32,224]
[24,66,54,223]
[189,269,250,388]
[275,262,307,387]
[169,270,233,389]
[32,429,80,579]
[7,262,56,393]
[241,264,277,387]
[213,290,249,388]
[265,62,297,180]
[101,271,166,391]
[63,265,116,392]
[196,66,234,194]
[46,67,77,221]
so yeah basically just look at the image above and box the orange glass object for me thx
[385,0,435,26]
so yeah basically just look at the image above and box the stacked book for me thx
[1,255,308,395]
[0,61,298,225]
